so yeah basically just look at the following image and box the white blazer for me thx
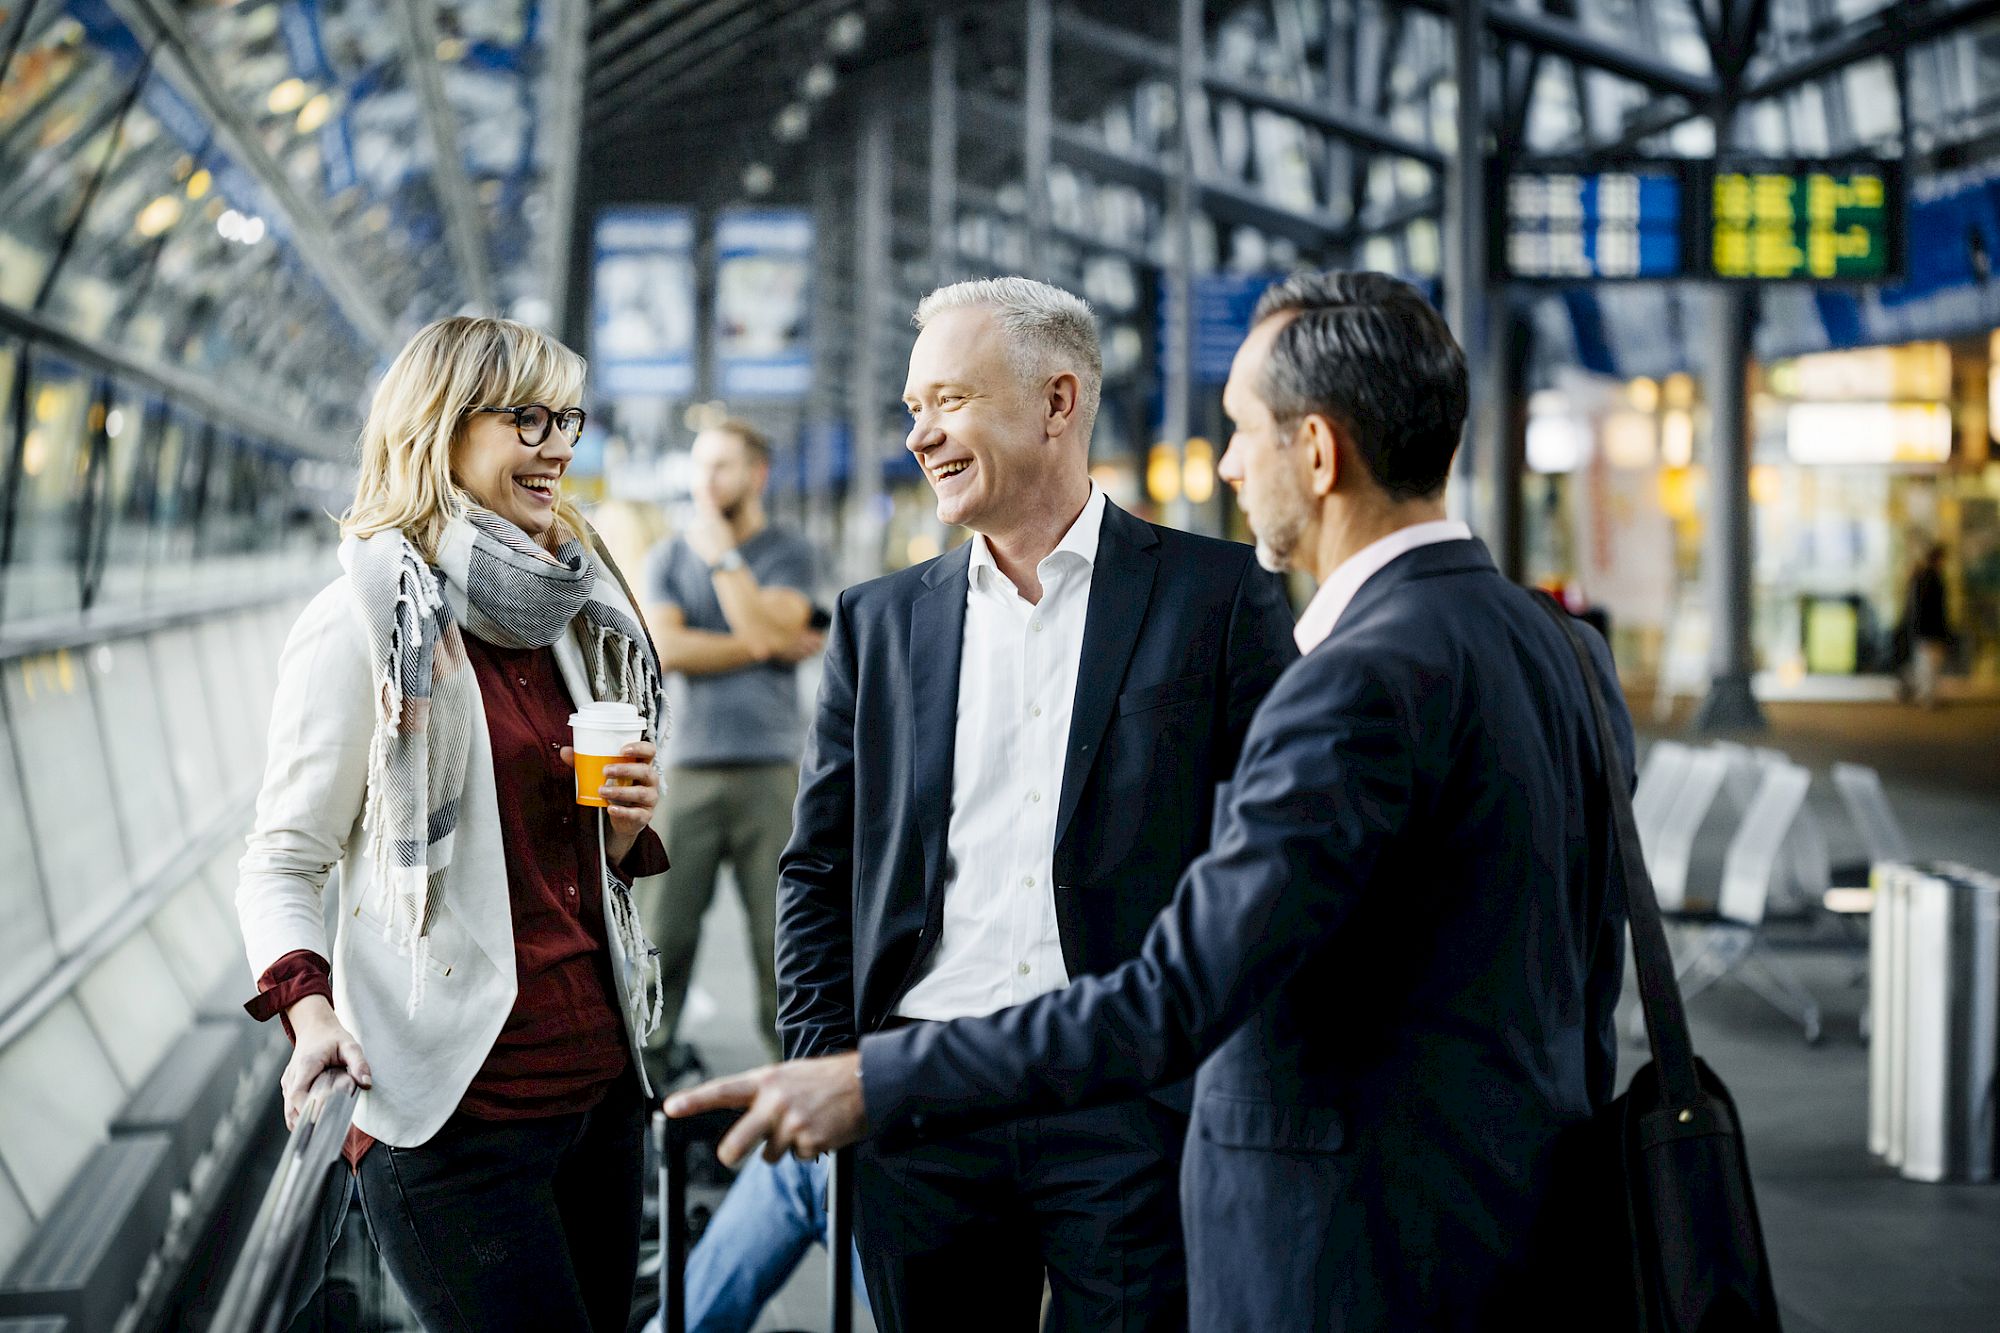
[237,574,659,1147]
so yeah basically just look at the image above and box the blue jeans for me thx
[647,1152,870,1333]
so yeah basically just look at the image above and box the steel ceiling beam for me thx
[1743,0,2000,101]
[1402,0,1717,102]
[1054,8,1445,168]
[545,0,590,334]
[396,0,496,314]
[1574,0,2000,162]
[101,0,396,349]
[592,0,805,106]
[956,182,1158,269]
[963,90,1363,252]
[591,0,855,139]
[0,298,346,458]
[590,0,745,86]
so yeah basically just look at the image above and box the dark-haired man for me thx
[669,273,1636,1330]
[642,420,822,1073]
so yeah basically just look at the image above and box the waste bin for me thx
[1869,862,2000,1183]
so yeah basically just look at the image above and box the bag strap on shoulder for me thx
[1529,591,1702,1109]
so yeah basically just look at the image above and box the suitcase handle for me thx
[653,1110,856,1333]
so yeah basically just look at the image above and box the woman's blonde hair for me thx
[342,316,589,560]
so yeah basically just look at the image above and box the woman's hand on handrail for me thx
[281,995,372,1131]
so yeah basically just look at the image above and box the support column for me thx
[1694,285,1764,730]
[1163,0,1202,533]
[930,8,959,287]
[1693,12,1767,732]
[1024,0,1052,270]
[845,99,891,585]
[1445,0,1503,562]
[1495,297,1530,582]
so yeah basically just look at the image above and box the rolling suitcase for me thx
[651,1110,857,1333]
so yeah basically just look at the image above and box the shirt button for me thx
[1017,962,1031,975]
[1028,790,1041,803]
[1023,875,1036,888]
[517,677,528,687]
[1031,705,1042,718]
[1032,621,1043,632]
[566,884,577,897]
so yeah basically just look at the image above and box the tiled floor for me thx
[1641,699,2000,1332]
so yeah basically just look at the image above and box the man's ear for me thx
[1298,413,1339,499]
[1045,371,1082,439]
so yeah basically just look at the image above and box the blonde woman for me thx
[237,317,669,1332]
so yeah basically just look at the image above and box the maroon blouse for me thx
[248,634,668,1164]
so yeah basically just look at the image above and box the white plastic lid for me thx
[568,700,644,732]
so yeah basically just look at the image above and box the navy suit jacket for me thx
[776,499,1297,1063]
[857,538,1635,1330]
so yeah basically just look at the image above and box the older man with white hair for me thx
[765,277,1296,1330]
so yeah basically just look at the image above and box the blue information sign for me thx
[592,208,696,399]
[713,210,814,399]
[1503,168,1684,280]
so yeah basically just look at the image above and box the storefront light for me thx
[266,78,309,115]
[1628,377,1659,413]
[1657,465,1702,521]
[1785,402,1951,465]
[1182,437,1215,503]
[1661,409,1695,468]
[185,168,211,200]
[1147,443,1182,504]
[296,93,332,134]
[1662,372,1695,410]
[136,194,182,237]
[1749,463,1781,506]
[1526,413,1586,473]
[1990,331,2000,442]
[1603,411,1656,469]
[906,533,942,566]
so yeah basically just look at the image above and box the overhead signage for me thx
[713,210,814,399]
[1498,158,1904,285]
[591,208,696,399]
[1711,162,1900,281]
[1501,166,1686,280]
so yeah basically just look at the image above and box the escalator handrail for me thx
[206,1067,360,1333]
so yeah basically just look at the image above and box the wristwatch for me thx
[712,549,746,574]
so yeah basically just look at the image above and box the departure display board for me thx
[1502,167,1686,280]
[1709,162,1901,281]
[1497,157,1905,283]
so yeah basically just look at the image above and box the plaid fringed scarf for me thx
[341,508,667,1027]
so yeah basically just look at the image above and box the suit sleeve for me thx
[1219,555,1300,773]
[858,653,1415,1140]
[774,588,861,1060]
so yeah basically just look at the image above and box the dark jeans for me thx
[855,1094,1188,1333]
[356,1072,644,1333]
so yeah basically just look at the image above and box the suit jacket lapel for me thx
[908,543,970,897]
[1054,504,1158,853]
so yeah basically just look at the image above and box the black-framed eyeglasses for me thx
[472,403,587,445]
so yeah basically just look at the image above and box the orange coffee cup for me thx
[569,701,645,808]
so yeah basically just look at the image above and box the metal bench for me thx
[0,1136,174,1333]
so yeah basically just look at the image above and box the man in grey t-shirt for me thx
[642,420,822,1072]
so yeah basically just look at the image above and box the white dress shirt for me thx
[895,485,1109,1021]
[1292,520,1473,654]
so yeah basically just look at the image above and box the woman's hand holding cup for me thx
[559,737,659,871]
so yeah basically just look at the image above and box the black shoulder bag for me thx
[1533,591,1783,1333]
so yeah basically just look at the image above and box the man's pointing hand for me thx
[664,1052,868,1167]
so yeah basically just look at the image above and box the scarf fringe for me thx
[359,547,451,1019]
[348,514,669,1031]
